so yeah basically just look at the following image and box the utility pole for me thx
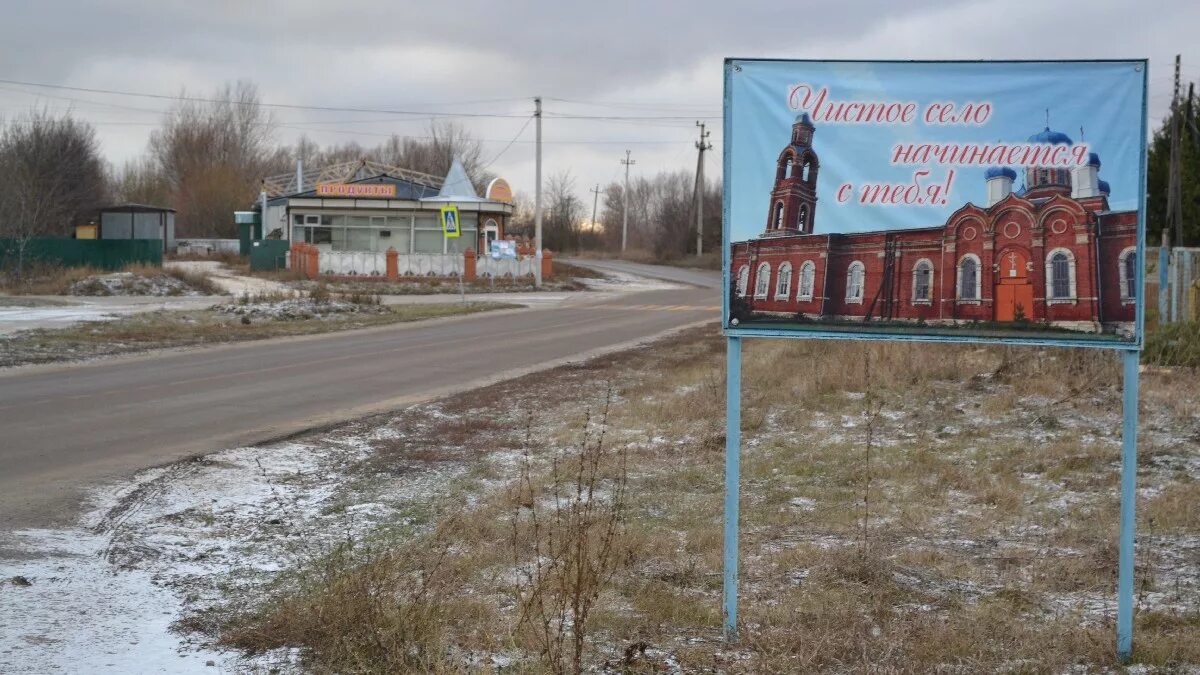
[590,184,601,234]
[621,150,635,252]
[534,96,543,288]
[1167,55,1184,248]
[695,121,712,256]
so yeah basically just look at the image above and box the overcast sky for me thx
[1,0,1197,211]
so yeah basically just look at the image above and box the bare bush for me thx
[510,394,630,674]
[220,529,462,672]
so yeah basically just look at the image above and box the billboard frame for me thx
[719,58,1147,663]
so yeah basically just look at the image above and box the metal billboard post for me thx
[722,335,743,642]
[1116,348,1140,661]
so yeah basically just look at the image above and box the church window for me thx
[912,259,933,304]
[798,261,815,300]
[1046,248,1077,302]
[755,263,771,298]
[958,255,981,301]
[736,265,749,297]
[775,263,792,300]
[1119,247,1137,303]
[846,261,865,303]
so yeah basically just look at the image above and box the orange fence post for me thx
[541,249,554,280]
[386,247,399,281]
[306,244,319,279]
[464,248,477,281]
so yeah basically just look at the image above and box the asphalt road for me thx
[0,263,719,530]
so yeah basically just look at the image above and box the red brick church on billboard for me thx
[730,114,1138,333]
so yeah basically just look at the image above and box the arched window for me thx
[846,261,865,303]
[784,157,794,179]
[736,265,749,297]
[775,262,792,300]
[802,159,812,183]
[798,261,816,300]
[958,254,981,301]
[754,262,771,298]
[773,202,784,230]
[1119,247,1137,303]
[1045,248,1076,302]
[798,204,808,230]
[912,259,934,304]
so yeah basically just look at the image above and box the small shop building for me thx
[95,203,176,252]
[262,159,514,273]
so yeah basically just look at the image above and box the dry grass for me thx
[0,262,224,296]
[0,263,99,295]
[208,328,1200,672]
[0,302,515,368]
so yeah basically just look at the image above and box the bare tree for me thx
[0,109,107,276]
[544,170,584,253]
[150,81,275,237]
[597,170,722,259]
[111,156,170,206]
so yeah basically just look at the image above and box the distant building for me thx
[97,203,176,252]
[263,159,513,257]
[731,115,1137,333]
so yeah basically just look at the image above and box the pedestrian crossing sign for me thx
[440,206,461,238]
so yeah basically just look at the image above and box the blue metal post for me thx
[723,335,743,642]
[1117,348,1140,661]
[1158,245,1169,324]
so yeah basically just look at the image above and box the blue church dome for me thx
[794,112,814,125]
[985,166,1017,180]
[1028,127,1073,145]
[1098,179,1111,195]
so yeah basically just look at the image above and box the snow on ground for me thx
[69,272,203,297]
[0,304,123,335]
[0,416,479,673]
[214,297,388,320]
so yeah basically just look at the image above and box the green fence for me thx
[249,239,289,272]
[0,238,163,271]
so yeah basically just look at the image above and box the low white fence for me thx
[478,255,536,278]
[176,238,240,256]
[318,250,465,277]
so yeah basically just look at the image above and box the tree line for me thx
[2,77,1197,253]
[0,81,493,241]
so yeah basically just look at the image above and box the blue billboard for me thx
[723,59,1148,348]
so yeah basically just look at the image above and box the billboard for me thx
[723,60,1147,348]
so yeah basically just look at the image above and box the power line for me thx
[0,77,531,118]
[482,115,535,168]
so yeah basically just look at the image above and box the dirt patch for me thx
[0,301,515,368]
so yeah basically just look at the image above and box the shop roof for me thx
[266,173,441,206]
[99,203,176,213]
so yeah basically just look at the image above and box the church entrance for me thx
[995,248,1033,322]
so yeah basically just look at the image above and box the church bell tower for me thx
[765,113,819,235]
